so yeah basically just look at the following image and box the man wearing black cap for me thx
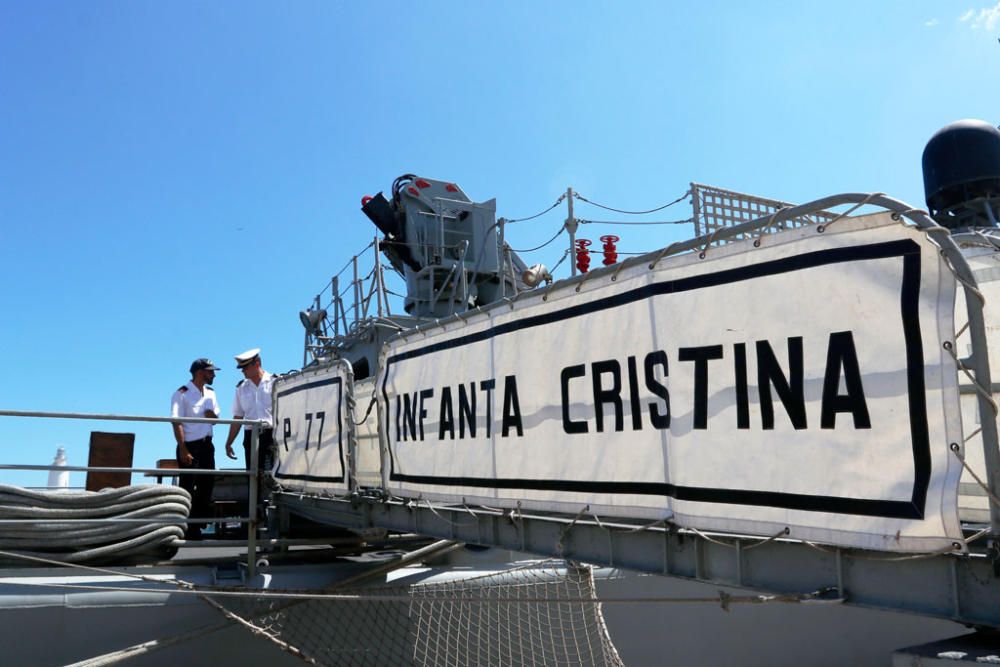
[170,358,221,540]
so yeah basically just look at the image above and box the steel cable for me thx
[574,190,690,215]
[577,217,694,226]
[505,195,567,223]
[509,225,566,253]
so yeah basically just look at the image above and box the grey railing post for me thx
[352,255,360,324]
[246,422,259,579]
[374,235,384,317]
[566,187,577,277]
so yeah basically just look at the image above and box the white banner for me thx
[272,362,351,495]
[378,214,965,551]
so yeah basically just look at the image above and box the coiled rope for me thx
[0,484,190,564]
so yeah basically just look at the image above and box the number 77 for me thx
[304,412,326,450]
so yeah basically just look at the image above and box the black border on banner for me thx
[382,239,930,519]
[273,375,346,483]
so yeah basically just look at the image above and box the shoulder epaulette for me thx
[237,379,246,387]
[177,386,187,392]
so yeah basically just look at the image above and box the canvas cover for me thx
[378,213,965,552]
[272,361,352,495]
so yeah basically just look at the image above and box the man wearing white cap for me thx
[171,358,221,540]
[224,348,276,481]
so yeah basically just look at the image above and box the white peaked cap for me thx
[235,348,261,368]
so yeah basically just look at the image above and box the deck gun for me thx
[362,174,539,319]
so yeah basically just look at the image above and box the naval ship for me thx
[1,119,1000,666]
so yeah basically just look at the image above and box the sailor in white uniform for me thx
[224,348,276,475]
[170,357,220,540]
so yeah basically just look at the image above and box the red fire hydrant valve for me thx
[576,239,592,274]
[600,235,619,266]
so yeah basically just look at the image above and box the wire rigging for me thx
[574,190,691,215]
[548,248,572,274]
[509,225,566,253]
[505,194,567,223]
[577,217,694,226]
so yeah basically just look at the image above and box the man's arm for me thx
[171,391,194,465]
[172,422,193,465]
[225,387,243,460]
[224,418,242,460]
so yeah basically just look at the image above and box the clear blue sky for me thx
[0,1,997,487]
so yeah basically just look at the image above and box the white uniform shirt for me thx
[170,381,219,442]
[232,371,275,429]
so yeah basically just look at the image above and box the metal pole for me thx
[374,236,384,317]
[499,217,507,299]
[315,294,323,336]
[458,240,469,309]
[328,539,462,590]
[507,247,519,296]
[691,183,702,236]
[566,187,577,277]
[302,327,308,367]
[331,278,340,337]
[246,422,259,579]
[984,201,999,228]
[352,256,360,324]
[967,299,1000,541]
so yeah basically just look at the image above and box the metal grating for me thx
[691,182,838,244]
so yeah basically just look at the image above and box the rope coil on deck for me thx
[0,484,189,564]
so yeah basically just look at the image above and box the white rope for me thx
[555,506,589,556]
[943,343,999,416]
[65,624,233,667]
[743,526,791,551]
[802,539,960,561]
[422,499,479,528]
[816,193,884,233]
[951,444,1000,511]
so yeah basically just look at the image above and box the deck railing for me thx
[0,409,269,578]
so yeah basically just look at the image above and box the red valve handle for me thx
[575,238,592,273]
[600,235,619,266]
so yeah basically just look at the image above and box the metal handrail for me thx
[0,518,248,525]
[0,408,263,426]
[0,408,267,578]
[0,464,246,476]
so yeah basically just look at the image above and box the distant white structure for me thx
[46,447,69,489]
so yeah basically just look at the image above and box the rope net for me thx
[223,561,624,667]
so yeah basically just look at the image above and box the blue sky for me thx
[1,1,998,487]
